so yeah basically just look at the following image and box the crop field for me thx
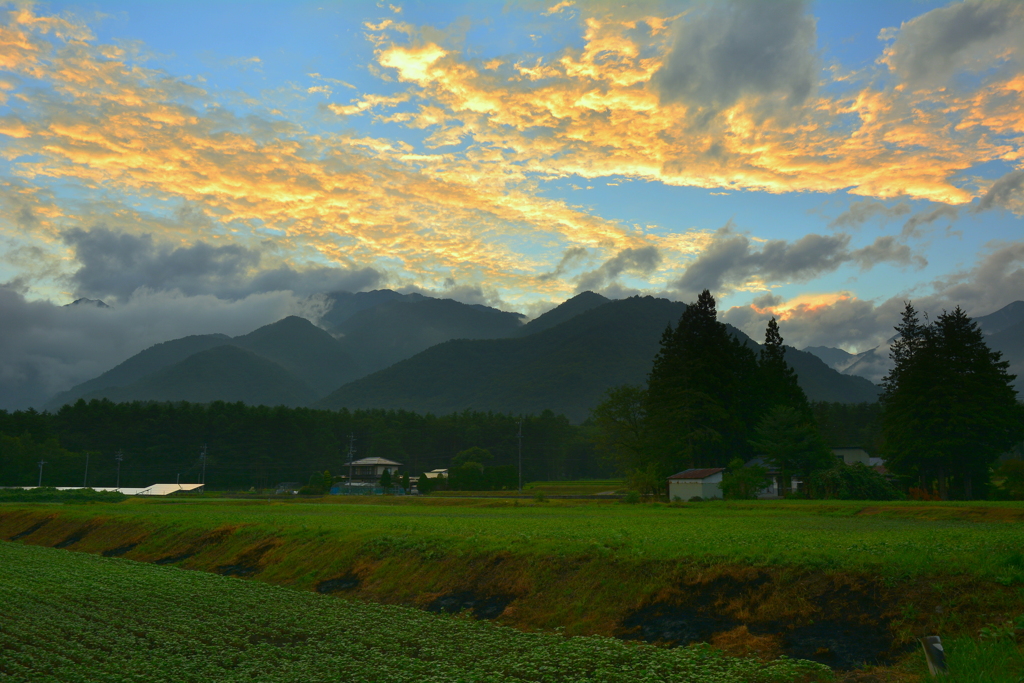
[2,496,1024,680]
[0,541,831,683]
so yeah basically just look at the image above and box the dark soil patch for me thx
[216,564,259,577]
[774,617,902,670]
[102,542,139,557]
[154,552,194,565]
[9,519,50,541]
[53,527,94,549]
[316,574,360,593]
[153,527,234,565]
[620,574,903,671]
[427,591,514,619]
[621,603,739,645]
[214,541,278,578]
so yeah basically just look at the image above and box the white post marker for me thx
[921,635,947,676]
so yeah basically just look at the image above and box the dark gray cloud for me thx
[973,169,1024,213]
[655,0,817,121]
[850,236,925,270]
[674,228,848,295]
[62,227,382,302]
[537,246,589,282]
[885,0,1023,85]
[674,227,924,297]
[575,246,662,292]
[829,200,911,229]
[901,204,960,238]
[721,242,1024,352]
[0,285,312,411]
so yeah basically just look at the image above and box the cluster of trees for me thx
[594,290,837,496]
[0,400,608,490]
[594,291,1020,501]
[881,303,1023,499]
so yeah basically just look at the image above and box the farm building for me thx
[832,447,870,466]
[348,457,402,482]
[668,468,724,500]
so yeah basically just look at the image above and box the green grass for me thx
[0,541,831,683]
[6,497,1023,579]
[925,636,1024,682]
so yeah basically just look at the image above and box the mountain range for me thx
[801,300,1024,391]
[46,290,882,419]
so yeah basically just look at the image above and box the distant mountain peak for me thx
[65,298,110,309]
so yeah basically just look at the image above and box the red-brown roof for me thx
[668,468,725,480]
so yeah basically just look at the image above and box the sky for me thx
[1,0,1023,409]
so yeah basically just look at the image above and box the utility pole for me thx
[176,473,180,486]
[200,444,207,488]
[517,419,523,493]
[115,450,124,489]
[83,452,89,488]
[37,459,47,487]
[346,433,356,491]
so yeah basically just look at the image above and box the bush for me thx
[688,496,704,503]
[720,458,769,499]
[806,462,903,500]
[992,460,1024,500]
[533,490,547,502]
[0,487,126,504]
[622,490,641,504]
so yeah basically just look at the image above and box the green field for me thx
[3,496,1024,680]
[0,541,832,683]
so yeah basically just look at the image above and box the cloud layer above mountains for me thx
[0,0,1022,407]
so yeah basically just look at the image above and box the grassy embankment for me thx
[2,495,1024,679]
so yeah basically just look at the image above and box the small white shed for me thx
[668,468,725,500]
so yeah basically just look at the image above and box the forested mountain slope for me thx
[332,297,526,375]
[81,345,317,408]
[44,333,231,410]
[318,296,880,421]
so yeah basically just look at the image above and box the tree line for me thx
[0,401,607,490]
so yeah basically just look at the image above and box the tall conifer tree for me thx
[759,317,809,414]
[646,290,759,470]
[882,304,1022,499]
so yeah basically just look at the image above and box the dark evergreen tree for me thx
[881,302,926,401]
[882,305,1022,499]
[759,317,809,414]
[645,290,760,471]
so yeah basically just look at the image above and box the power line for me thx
[517,419,523,492]
[200,444,208,487]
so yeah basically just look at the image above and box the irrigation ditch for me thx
[0,505,1015,677]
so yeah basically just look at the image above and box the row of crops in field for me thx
[0,541,832,683]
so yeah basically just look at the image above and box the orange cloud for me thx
[356,6,1021,208]
[751,292,855,320]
